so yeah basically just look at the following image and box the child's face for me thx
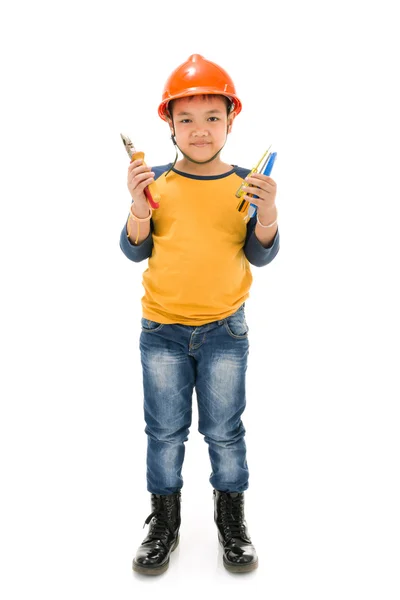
[169,95,233,160]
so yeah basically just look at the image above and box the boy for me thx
[120,54,280,575]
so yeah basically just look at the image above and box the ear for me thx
[227,114,235,133]
[166,116,174,134]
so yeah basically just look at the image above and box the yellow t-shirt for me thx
[120,164,280,325]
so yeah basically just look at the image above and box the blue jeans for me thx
[139,304,250,495]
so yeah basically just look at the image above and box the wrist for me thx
[257,204,277,220]
[257,205,278,229]
[130,202,150,219]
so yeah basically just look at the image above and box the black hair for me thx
[167,94,233,119]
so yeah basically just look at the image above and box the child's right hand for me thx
[127,158,155,210]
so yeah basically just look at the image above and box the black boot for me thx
[214,489,258,572]
[132,491,181,575]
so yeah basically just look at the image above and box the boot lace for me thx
[219,493,247,541]
[143,496,176,542]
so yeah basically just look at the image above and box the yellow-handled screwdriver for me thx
[236,146,272,214]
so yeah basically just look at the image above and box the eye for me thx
[208,117,219,122]
[180,119,192,124]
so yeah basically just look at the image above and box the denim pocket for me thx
[141,318,165,332]
[224,307,249,339]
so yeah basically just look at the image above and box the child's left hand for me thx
[242,173,277,220]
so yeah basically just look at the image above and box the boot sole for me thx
[222,556,259,573]
[132,535,179,575]
[218,535,258,573]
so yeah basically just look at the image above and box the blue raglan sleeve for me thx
[244,215,280,267]
[119,164,171,263]
[119,218,154,262]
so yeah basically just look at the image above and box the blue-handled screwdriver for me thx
[247,152,277,218]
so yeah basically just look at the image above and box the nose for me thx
[192,128,209,137]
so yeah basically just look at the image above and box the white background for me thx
[1,0,399,598]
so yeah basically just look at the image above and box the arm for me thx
[120,163,172,262]
[241,171,280,266]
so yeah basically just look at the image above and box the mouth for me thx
[191,142,211,147]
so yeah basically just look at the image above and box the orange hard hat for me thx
[158,54,242,121]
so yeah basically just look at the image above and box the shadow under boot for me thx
[214,489,258,573]
[132,491,181,575]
